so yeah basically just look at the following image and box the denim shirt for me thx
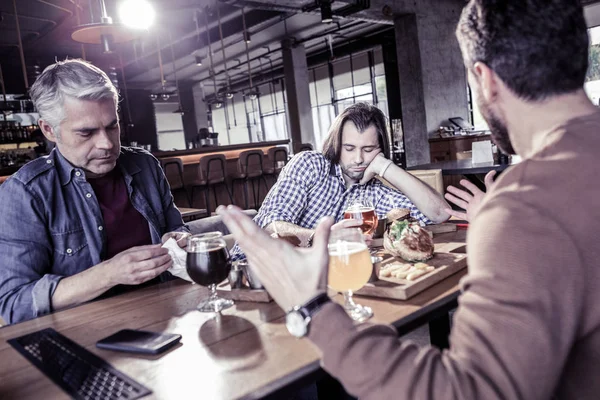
[0,147,188,324]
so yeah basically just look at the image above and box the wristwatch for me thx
[285,293,331,338]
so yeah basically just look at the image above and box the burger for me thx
[383,218,434,262]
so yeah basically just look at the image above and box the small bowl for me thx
[237,260,264,290]
[368,255,383,283]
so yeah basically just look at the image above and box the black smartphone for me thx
[96,329,182,355]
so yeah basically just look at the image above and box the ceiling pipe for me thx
[35,0,74,16]
[126,11,292,87]
[122,7,246,69]
[207,26,391,98]
[151,16,349,87]
[219,0,385,24]
[128,19,368,91]
[12,0,29,90]
[2,12,57,27]
[216,5,233,98]
[197,20,364,82]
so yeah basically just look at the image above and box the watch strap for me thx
[298,292,330,319]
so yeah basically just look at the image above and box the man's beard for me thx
[476,91,516,155]
[341,163,366,181]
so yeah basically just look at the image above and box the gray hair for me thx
[29,59,118,135]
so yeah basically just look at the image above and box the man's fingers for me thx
[484,170,497,189]
[458,179,483,196]
[332,219,363,231]
[217,205,273,258]
[312,217,334,253]
[126,246,169,261]
[444,193,468,210]
[446,185,474,202]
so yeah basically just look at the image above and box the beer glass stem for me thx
[343,290,357,310]
[208,284,218,302]
[343,290,373,322]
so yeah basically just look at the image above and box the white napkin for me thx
[162,238,193,283]
[472,140,494,164]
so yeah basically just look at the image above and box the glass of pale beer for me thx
[343,198,378,236]
[328,228,374,322]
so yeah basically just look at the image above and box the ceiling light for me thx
[226,92,233,99]
[149,93,157,100]
[195,55,203,66]
[244,31,251,44]
[214,101,223,109]
[118,0,155,30]
[246,90,258,100]
[321,2,333,23]
[72,0,141,52]
[160,93,170,101]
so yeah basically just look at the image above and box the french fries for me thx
[379,261,435,281]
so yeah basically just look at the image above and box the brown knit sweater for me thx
[308,112,600,399]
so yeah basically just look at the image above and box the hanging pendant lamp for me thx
[71,0,143,54]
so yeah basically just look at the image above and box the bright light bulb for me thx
[161,93,170,101]
[119,0,155,30]
[149,93,158,100]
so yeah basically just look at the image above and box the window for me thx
[309,47,389,150]
[155,102,186,150]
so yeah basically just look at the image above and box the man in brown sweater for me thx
[218,0,600,398]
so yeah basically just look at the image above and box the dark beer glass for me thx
[186,233,234,312]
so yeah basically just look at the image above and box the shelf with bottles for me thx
[0,121,38,145]
[0,148,35,169]
[0,94,35,114]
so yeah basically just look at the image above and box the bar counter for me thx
[155,140,291,210]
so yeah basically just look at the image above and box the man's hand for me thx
[332,218,372,245]
[102,244,173,286]
[359,152,387,185]
[161,231,191,248]
[218,205,333,311]
[444,170,496,221]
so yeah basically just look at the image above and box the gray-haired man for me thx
[0,59,188,324]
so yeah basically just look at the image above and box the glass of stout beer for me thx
[344,198,378,236]
[186,232,234,312]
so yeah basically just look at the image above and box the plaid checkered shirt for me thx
[230,151,432,261]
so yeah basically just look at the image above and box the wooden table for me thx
[0,231,467,400]
[179,207,208,221]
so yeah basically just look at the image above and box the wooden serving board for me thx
[355,252,467,300]
[216,282,273,303]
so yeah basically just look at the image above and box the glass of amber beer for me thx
[343,198,378,235]
[328,228,374,322]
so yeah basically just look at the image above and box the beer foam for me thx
[328,241,368,256]
[189,242,226,253]
[346,205,374,212]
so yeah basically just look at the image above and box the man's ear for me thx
[472,61,498,104]
[39,120,58,143]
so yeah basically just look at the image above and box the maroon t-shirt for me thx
[88,168,152,260]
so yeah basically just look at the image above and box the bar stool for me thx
[299,143,314,152]
[263,146,289,188]
[231,149,269,209]
[190,154,233,214]
[159,157,191,207]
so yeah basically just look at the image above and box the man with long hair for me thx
[220,0,600,398]
[232,102,449,257]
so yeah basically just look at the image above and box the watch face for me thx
[286,310,308,338]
